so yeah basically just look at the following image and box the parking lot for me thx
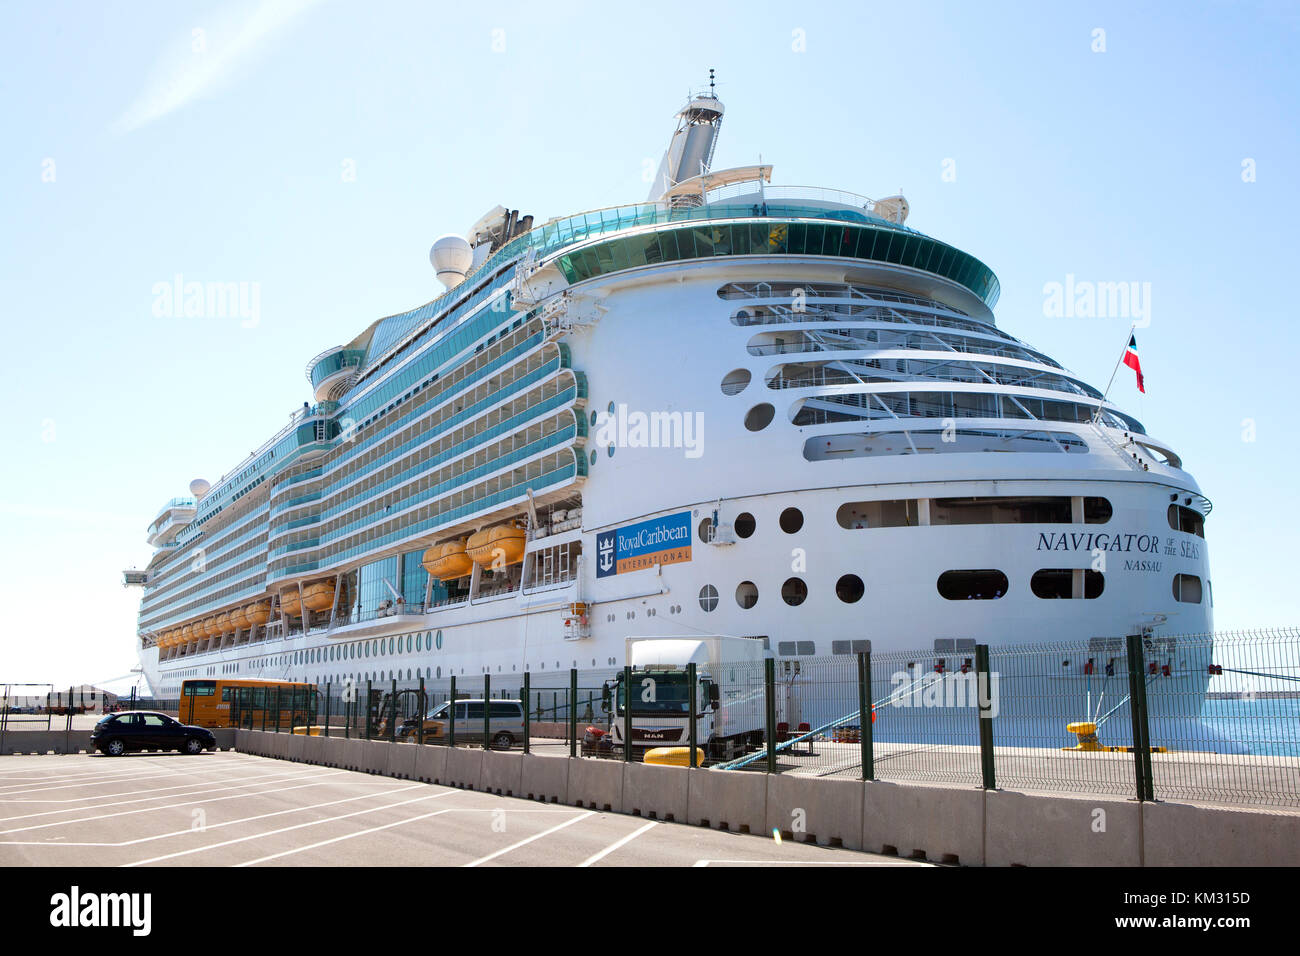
[0,752,929,867]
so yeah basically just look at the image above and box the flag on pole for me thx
[1123,334,1145,393]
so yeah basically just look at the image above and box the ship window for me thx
[1173,573,1203,604]
[932,496,1071,525]
[937,570,1008,600]
[736,581,758,609]
[781,577,808,607]
[721,368,751,396]
[734,513,756,538]
[837,499,918,529]
[836,574,865,603]
[1084,497,1113,524]
[779,507,803,533]
[831,640,872,655]
[607,444,615,458]
[1030,569,1105,599]
[590,451,597,466]
[1168,504,1205,538]
[698,517,715,543]
[699,585,719,612]
[744,403,775,431]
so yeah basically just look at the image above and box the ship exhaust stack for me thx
[647,70,725,204]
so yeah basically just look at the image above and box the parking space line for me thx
[121,788,452,866]
[463,811,595,867]
[576,820,658,867]
[0,782,443,848]
[0,772,371,835]
[0,761,304,800]
[691,859,929,866]
[0,767,349,824]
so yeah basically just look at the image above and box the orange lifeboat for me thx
[215,611,231,635]
[421,538,474,579]
[280,590,302,618]
[181,624,194,643]
[467,525,526,568]
[302,580,336,613]
[228,605,249,631]
[244,600,271,626]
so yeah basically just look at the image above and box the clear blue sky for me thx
[2,0,1296,688]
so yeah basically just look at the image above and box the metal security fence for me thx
[147,628,1299,810]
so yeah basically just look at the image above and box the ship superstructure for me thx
[125,86,1213,721]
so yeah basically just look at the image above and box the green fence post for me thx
[417,677,426,746]
[324,683,332,738]
[448,676,456,748]
[975,644,996,790]
[260,689,267,732]
[389,678,397,743]
[483,674,491,750]
[764,657,777,774]
[522,671,531,755]
[365,680,373,740]
[1126,634,1155,801]
[858,651,874,781]
[688,662,698,768]
[274,687,281,734]
[569,668,578,759]
[623,665,633,763]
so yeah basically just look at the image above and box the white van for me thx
[400,698,525,749]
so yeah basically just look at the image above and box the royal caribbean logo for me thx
[596,511,692,578]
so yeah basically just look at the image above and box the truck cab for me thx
[604,636,768,761]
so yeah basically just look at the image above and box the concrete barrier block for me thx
[384,742,419,780]
[686,768,767,832]
[268,733,290,759]
[301,735,326,764]
[445,746,484,789]
[767,773,864,849]
[622,762,689,822]
[414,744,448,783]
[315,734,348,768]
[284,733,307,761]
[986,789,1137,867]
[212,729,236,752]
[1144,800,1300,867]
[358,739,389,774]
[568,757,624,811]
[481,750,523,796]
[863,780,984,865]
[520,753,569,803]
[338,737,364,771]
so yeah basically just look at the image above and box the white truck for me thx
[601,636,769,761]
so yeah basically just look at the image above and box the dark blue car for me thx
[90,711,216,756]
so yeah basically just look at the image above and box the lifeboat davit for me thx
[302,580,336,612]
[280,590,302,618]
[244,600,271,626]
[421,538,474,579]
[467,525,526,568]
[229,606,249,631]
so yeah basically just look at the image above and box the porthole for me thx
[607,445,615,458]
[744,402,775,431]
[779,507,803,533]
[590,410,598,427]
[735,581,759,609]
[1173,573,1203,604]
[721,368,751,395]
[937,570,1008,601]
[734,512,756,538]
[590,450,597,466]
[698,517,715,543]
[781,577,808,606]
[607,401,616,415]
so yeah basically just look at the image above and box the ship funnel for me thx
[647,71,725,202]
[430,234,473,289]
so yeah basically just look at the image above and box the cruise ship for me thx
[125,84,1214,738]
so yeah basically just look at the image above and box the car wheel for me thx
[491,731,514,750]
[183,737,205,755]
[104,738,126,757]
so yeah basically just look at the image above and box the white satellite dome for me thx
[430,234,474,289]
[188,478,210,499]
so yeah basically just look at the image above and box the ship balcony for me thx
[306,348,365,403]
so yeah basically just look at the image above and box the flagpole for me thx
[1093,322,1137,424]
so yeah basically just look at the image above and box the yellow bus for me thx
[180,679,317,729]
